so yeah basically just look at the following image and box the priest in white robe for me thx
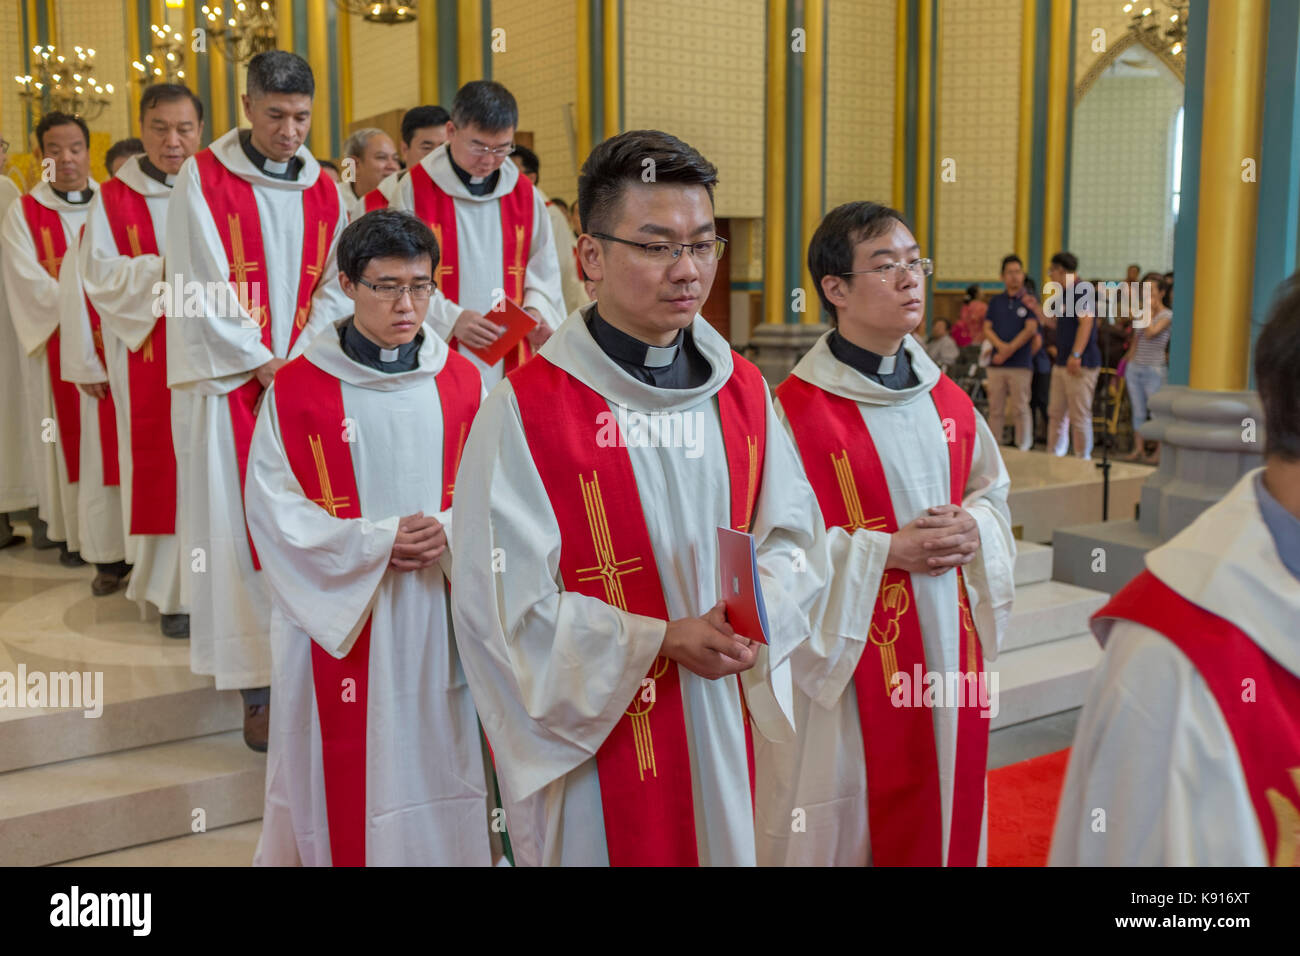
[763,202,1016,867]
[0,159,38,548]
[512,144,591,319]
[80,83,203,637]
[451,130,878,866]
[392,81,564,388]
[338,127,399,221]
[165,51,351,750]
[373,105,449,208]
[1051,277,1300,867]
[247,209,498,866]
[0,112,100,568]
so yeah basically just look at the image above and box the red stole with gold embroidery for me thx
[775,370,986,866]
[194,149,338,568]
[273,346,481,866]
[509,352,766,866]
[409,162,536,372]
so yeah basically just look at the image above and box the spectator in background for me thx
[1125,263,1141,284]
[317,158,342,184]
[1123,272,1173,463]
[952,283,987,346]
[925,316,959,370]
[982,254,1039,451]
[104,137,144,175]
[1046,250,1102,459]
[511,144,590,317]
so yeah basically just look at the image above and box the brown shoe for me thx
[91,572,127,596]
[243,703,269,752]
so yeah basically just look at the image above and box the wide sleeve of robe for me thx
[0,198,61,356]
[56,230,108,385]
[79,191,162,352]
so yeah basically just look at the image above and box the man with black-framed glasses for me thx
[393,80,564,389]
[244,209,499,865]
[764,200,1016,867]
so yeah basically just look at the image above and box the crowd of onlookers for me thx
[920,256,1173,465]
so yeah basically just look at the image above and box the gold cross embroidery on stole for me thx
[430,224,455,286]
[1267,768,1300,867]
[307,434,351,516]
[38,227,62,276]
[227,213,267,328]
[294,220,329,331]
[507,224,527,302]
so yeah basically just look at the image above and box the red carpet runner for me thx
[987,747,1070,867]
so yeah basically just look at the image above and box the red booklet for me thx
[464,298,538,366]
[716,527,770,645]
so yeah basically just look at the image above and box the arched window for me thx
[1172,105,1185,221]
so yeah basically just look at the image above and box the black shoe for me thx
[160,613,190,639]
[29,517,56,550]
[58,548,87,568]
[91,561,132,596]
[0,535,24,550]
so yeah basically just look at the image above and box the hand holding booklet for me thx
[716,527,770,645]
[464,298,538,366]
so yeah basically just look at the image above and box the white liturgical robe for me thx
[392,146,564,388]
[763,333,1016,866]
[165,129,351,689]
[56,228,125,564]
[450,304,881,866]
[0,175,37,514]
[1050,470,1299,866]
[1,181,96,549]
[79,155,187,613]
[246,321,497,866]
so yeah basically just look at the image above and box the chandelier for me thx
[199,1,278,66]
[14,45,115,124]
[132,22,189,87]
[336,1,417,24]
[1122,2,1188,56]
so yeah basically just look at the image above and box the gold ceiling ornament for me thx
[199,1,278,66]
[132,22,190,88]
[14,45,115,124]
[336,0,417,24]
[1121,1,1189,57]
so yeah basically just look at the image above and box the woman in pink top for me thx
[952,284,988,347]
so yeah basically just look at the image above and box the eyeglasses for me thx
[466,141,515,157]
[356,278,436,300]
[841,258,934,282]
[590,233,728,263]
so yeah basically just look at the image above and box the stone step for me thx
[1013,540,1053,587]
[0,730,265,867]
[991,633,1102,731]
[1003,579,1109,653]
[54,820,263,867]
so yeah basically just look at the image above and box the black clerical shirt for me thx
[338,317,422,373]
[827,329,919,389]
[585,308,713,389]
[138,155,176,187]
[52,185,93,204]
[447,150,500,197]
[239,130,304,181]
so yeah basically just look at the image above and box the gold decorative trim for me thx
[1075,30,1186,104]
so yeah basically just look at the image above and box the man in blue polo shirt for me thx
[1045,250,1101,458]
[983,254,1040,451]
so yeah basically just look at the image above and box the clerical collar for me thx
[1256,472,1300,583]
[585,307,711,390]
[828,329,917,389]
[139,155,177,187]
[338,317,423,373]
[589,307,682,367]
[52,185,92,204]
[447,150,499,197]
[239,129,303,181]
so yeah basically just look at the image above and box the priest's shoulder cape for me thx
[449,304,878,866]
[1051,469,1300,866]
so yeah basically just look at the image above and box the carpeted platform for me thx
[987,747,1070,866]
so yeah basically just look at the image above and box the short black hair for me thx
[1001,254,1023,273]
[807,201,909,323]
[337,209,440,283]
[512,143,539,178]
[318,159,340,174]
[36,111,90,152]
[105,138,144,170]
[964,283,980,302]
[1255,272,1300,461]
[1051,250,1079,273]
[139,82,204,124]
[450,81,517,133]
[550,196,569,213]
[246,50,314,98]
[578,129,718,236]
[401,105,450,146]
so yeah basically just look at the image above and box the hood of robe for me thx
[534,300,737,413]
[301,316,452,391]
[206,127,323,192]
[1094,468,1300,678]
[115,153,174,199]
[787,329,942,407]
[27,178,100,214]
[420,142,521,204]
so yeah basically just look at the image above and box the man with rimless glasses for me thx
[393,80,564,390]
[761,201,1016,866]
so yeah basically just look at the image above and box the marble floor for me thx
[1001,447,1153,543]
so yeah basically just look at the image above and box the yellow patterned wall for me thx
[350,17,420,126]
[62,0,131,146]
[826,0,896,211]
[492,0,580,207]
[623,0,766,218]
[2,3,26,157]
[934,0,1022,281]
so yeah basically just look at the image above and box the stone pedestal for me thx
[1050,386,1264,594]
[747,322,831,386]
